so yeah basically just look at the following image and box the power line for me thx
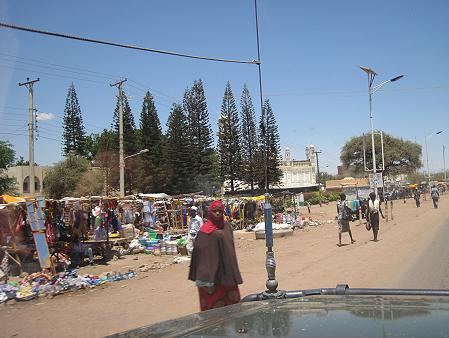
[0,53,180,104]
[0,21,258,65]
[0,52,119,80]
[0,64,108,85]
[0,56,117,81]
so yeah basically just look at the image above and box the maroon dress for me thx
[188,222,243,311]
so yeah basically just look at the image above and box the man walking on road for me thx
[431,185,440,209]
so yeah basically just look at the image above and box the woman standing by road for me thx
[367,192,385,242]
[188,200,243,311]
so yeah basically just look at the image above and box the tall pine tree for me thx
[62,84,86,156]
[136,91,164,192]
[183,79,216,191]
[240,84,258,193]
[218,82,242,193]
[256,99,282,191]
[166,104,192,194]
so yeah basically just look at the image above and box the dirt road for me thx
[1,195,448,337]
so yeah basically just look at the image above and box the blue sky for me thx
[1,0,448,175]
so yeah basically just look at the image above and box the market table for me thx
[83,237,134,259]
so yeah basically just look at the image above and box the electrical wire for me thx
[0,64,109,85]
[0,21,258,65]
[0,56,117,81]
[0,53,180,104]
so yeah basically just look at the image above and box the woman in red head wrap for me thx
[188,199,243,311]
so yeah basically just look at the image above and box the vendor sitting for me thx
[71,235,94,268]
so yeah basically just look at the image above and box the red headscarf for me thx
[200,200,225,234]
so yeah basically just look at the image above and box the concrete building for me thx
[6,165,50,196]
[278,147,316,189]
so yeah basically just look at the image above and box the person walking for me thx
[299,192,305,207]
[367,192,385,242]
[336,193,355,247]
[187,206,203,240]
[188,200,243,311]
[414,188,421,208]
[431,185,440,208]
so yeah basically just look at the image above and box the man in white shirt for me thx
[188,206,203,240]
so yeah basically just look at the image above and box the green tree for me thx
[218,81,242,193]
[43,154,90,199]
[136,91,165,192]
[86,129,118,195]
[0,140,17,194]
[183,79,214,183]
[165,104,192,194]
[340,132,422,177]
[62,83,87,156]
[14,156,29,166]
[240,84,258,193]
[256,99,282,191]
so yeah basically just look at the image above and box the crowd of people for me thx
[183,185,445,312]
[337,185,443,246]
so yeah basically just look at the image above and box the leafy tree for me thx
[165,104,192,194]
[340,132,422,177]
[240,84,258,193]
[136,91,165,192]
[14,156,29,166]
[0,140,17,194]
[43,154,90,199]
[62,83,87,156]
[217,81,242,193]
[406,171,427,184]
[318,171,337,184]
[73,168,105,197]
[256,99,282,191]
[183,79,214,181]
[86,129,118,194]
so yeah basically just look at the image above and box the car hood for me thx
[108,295,449,337]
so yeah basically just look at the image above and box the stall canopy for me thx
[0,195,26,204]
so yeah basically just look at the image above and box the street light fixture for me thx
[120,148,149,197]
[425,131,443,187]
[360,66,404,198]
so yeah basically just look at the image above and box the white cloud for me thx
[36,112,56,121]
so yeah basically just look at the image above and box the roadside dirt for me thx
[1,195,448,338]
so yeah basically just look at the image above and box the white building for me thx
[278,147,316,189]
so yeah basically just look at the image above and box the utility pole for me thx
[19,77,39,197]
[110,79,127,198]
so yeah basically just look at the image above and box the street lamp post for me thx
[120,149,149,197]
[360,66,404,198]
[444,145,447,182]
[425,131,443,188]
[254,0,281,298]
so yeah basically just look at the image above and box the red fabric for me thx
[200,200,225,234]
[198,284,241,311]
